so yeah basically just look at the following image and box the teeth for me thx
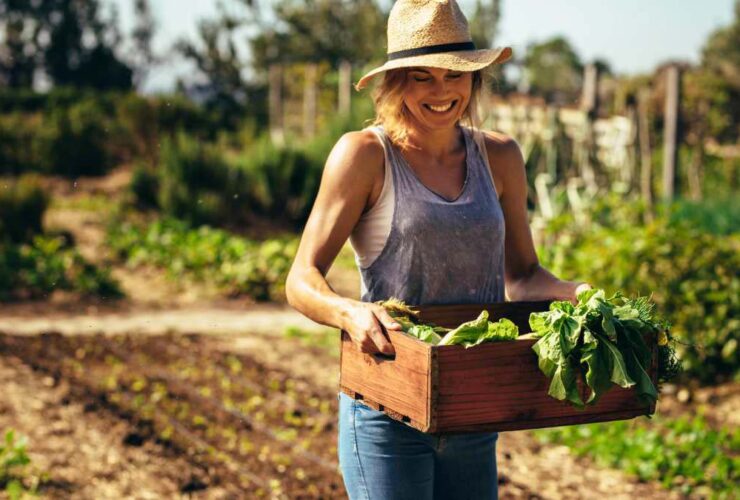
[427,101,454,112]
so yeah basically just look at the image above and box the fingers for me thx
[345,302,397,356]
[375,307,402,331]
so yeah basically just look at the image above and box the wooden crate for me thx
[339,301,657,434]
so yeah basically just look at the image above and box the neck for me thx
[402,119,465,160]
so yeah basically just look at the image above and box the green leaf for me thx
[623,349,658,406]
[438,310,489,346]
[599,333,635,388]
[466,318,519,347]
[580,330,614,404]
[529,311,550,335]
[406,324,442,345]
[548,361,583,407]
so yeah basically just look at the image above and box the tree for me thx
[130,0,158,90]
[175,4,253,128]
[524,36,583,105]
[468,0,500,50]
[0,2,38,88]
[0,0,133,90]
[248,0,386,68]
[696,0,740,142]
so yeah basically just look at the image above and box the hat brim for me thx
[354,46,512,91]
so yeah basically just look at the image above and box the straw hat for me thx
[354,0,512,90]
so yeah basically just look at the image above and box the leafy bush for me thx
[233,135,318,225]
[106,217,297,301]
[0,113,46,175]
[0,235,123,301]
[535,415,739,498]
[539,195,740,383]
[664,196,740,235]
[156,131,249,226]
[0,175,49,243]
[40,98,114,177]
[129,163,160,210]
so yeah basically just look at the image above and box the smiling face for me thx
[402,67,473,130]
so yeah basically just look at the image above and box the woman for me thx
[286,1,591,498]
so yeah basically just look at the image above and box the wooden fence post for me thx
[338,60,352,116]
[688,99,708,201]
[638,88,654,220]
[303,63,318,139]
[581,63,600,119]
[662,64,681,201]
[579,63,600,192]
[269,64,284,145]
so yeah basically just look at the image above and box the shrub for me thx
[40,98,114,177]
[0,235,122,301]
[540,194,740,383]
[129,163,160,210]
[0,175,49,243]
[156,131,248,226]
[106,217,296,301]
[0,113,47,175]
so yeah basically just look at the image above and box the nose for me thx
[430,77,450,96]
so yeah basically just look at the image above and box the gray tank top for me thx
[359,124,506,305]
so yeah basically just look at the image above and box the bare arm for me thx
[484,132,591,302]
[285,131,400,355]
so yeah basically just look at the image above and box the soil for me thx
[1,165,730,499]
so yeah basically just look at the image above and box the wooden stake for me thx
[268,64,284,145]
[638,89,654,221]
[303,63,318,139]
[662,65,681,201]
[338,60,352,116]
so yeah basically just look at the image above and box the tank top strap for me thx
[463,125,500,201]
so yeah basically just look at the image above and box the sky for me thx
[110,0,736,94]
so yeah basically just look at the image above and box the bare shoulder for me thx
[479,130,526,199]
[327,129,384,179]
[480,130,523,165]
[323,129,385,209]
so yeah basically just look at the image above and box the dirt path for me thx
[0,303,326,337]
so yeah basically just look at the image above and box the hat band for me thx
[387,41,476,61]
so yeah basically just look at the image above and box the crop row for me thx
[0,332,344,498]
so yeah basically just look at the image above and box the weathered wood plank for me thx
[339,329,432,428]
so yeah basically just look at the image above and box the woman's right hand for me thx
[341,300,402,356]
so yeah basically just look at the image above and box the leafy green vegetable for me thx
[529,288,676,408]
[438,310,490,346]
[377,299,519,347]
[406,324,442,344]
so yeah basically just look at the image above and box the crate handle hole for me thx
[372,352,396,362]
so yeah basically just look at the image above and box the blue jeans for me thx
[337,392,499,500]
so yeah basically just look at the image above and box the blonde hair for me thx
[366,68,488,150]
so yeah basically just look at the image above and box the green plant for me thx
[535,415,740,497]
[156,131,245,226]
[0,235,122,301]
[528,289,672,408]
[106,217,297,301]
[539,195,740,384]
[0,429,34,498]
[129,163,160,210]
[0,175,49,243]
